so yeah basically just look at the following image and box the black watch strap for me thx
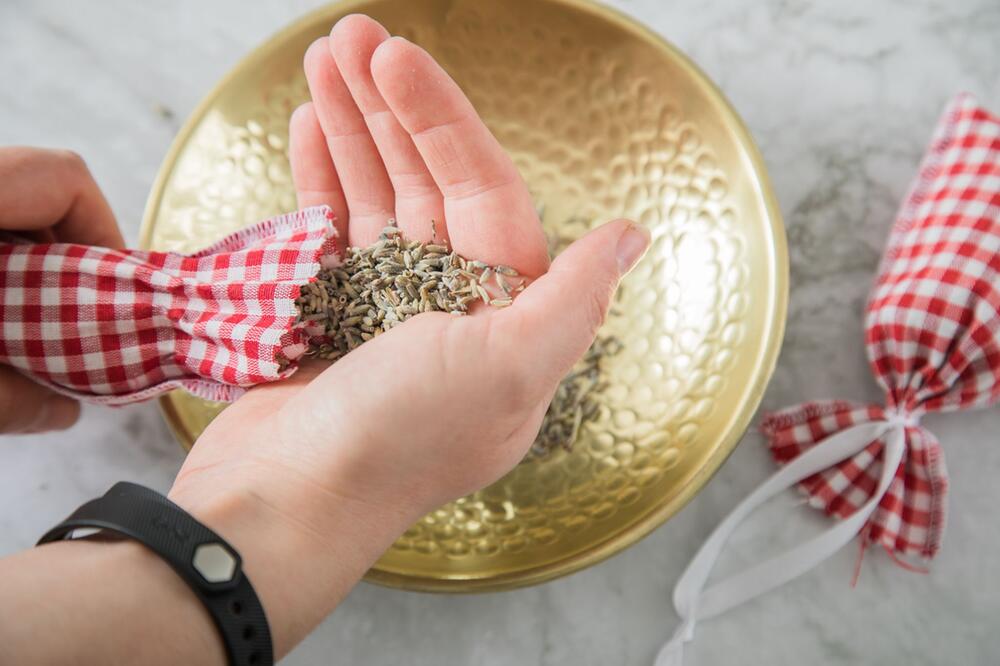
[38,482,273,666]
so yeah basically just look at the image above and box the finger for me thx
[289,102,349,249]
[304,37,395,247]
[370,37,549,277]
[499,220,650,376]
[329,15,446,244]
[0,366,80,434]
[0,147,123,248]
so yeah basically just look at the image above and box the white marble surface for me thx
[2,0,999,664]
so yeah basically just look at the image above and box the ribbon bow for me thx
[659,93,1000,664]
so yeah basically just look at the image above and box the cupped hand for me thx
[0,147,123,434]
[176,13,650,509]
[169,15,649,656]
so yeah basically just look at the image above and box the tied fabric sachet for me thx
[0,206,339,405]
[764,93,1000,562]
[656,93,1000,666]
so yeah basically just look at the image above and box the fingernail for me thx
[615,224,651,275]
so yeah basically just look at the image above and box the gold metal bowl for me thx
[141,0,787,592]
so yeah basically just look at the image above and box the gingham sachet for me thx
[657,94,1000,666]
[764,93,1000,560]
[0,206,339,404]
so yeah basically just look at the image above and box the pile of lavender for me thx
[294,220,620,458]
[296,222,522,361]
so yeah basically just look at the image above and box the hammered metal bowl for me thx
[141,0,787,592]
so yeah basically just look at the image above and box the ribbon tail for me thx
[657,422,906,664]
[653,635,684,666]
[654,618,694,666]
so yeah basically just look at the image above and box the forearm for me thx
[0,479,413,665]
[0,538,225,665]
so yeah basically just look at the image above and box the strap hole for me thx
[243,625,255,641]
[230,600,243,616]
[248,651,260,664]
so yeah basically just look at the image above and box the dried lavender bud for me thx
[294,218,623,459]
[294,220,523,360]
[526,335,623,459]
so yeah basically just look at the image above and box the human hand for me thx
[169,15,649,656]
[0,147,123,434]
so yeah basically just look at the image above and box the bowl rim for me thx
[140,0,788,593]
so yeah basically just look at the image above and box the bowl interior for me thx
[143,0,786,591]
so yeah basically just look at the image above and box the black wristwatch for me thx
[38,482,273,666]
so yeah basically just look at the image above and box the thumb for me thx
[0,365,80,434]
[504,219,650,376]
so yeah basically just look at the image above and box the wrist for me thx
[168,461,414,657]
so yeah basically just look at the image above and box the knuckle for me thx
[56,149,88,172]
[2,146,35,163]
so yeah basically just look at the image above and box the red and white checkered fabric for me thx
[0,206,339,405]
[762,94,1000,560]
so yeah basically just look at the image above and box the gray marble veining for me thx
[1,1,998,664]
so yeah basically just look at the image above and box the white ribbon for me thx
[655,416,910,666]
